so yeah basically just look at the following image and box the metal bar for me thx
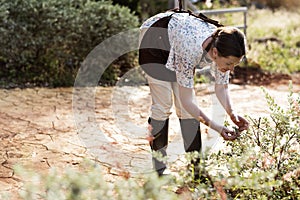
[194,7,247,15]
[235,25,246,29]
[244,11,247,36]
[173,0,179,9]
[175,0,187,10]
[195,7,248,36]
[184,0,187,10]
[172,1,248,36]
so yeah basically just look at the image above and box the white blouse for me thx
[140,12,230,88]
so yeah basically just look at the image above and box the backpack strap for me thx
[174,0,223,27]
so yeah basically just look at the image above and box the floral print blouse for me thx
[140,11,230,88]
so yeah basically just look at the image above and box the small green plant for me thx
[175,83,300,199]
[15,159,178,200]
[246,8,300,73]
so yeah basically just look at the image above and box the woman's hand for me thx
[208,120,240,141]
[219,126,239,141]
[230,113,249,131]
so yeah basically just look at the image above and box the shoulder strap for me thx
[174,0,223,27]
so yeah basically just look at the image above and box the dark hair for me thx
[212,27,246,58]
[172,8,246,58]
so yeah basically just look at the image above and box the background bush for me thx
[1,0,300,87]
[205,85,300,199]
[0,0,139,87]
[249,0,300,10]
[246,9,300,73]
[207,6,300,74]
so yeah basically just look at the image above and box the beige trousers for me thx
[146,74,198,121]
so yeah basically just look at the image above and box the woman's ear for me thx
[212,47,218,59]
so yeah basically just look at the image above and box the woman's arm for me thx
[215,84,249,131]
[215,84,234,116]
[178,85,238,140]
[178,85,237,140]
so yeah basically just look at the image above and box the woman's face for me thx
[215,55,242,73]
[212,47,243,73]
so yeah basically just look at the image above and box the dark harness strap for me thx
[139,15,176,81]
[173,0,223,68]
[139,1,223,81]
[175,0,223,27]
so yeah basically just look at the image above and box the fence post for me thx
[243,10,247,36]
[172,0,187,10]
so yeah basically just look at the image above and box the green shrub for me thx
[248,42,300,73]
[258,0,300,10]
[180,83,300,199]
[0,0,139,87]
[228,0,300,10]
[226,85,299,199]
[245,9,300,73]
[14,160,178,200]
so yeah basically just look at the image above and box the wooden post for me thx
[168,0,175,9]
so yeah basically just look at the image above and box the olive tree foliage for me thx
[0,0,139,87]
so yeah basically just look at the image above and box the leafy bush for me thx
[181,6,300,74]
[246,42,300,74]
[14,160,178,200]
[0,0,139,87]
[224,0,300,10]
[204,84,299,199]
[138,0,169,21]
[246,9,300,73]
[254,0,300,10]
[177,83,300,199]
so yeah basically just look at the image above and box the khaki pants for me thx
[140,24,201,176]
[146,74,198,120]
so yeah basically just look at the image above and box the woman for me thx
[139,10,249,176]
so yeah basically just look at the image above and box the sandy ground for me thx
[0,77,299,199]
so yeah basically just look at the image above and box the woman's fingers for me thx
[220,129,239,141]
[234,115,249,131]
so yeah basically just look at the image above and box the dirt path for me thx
[0,80,299,199]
